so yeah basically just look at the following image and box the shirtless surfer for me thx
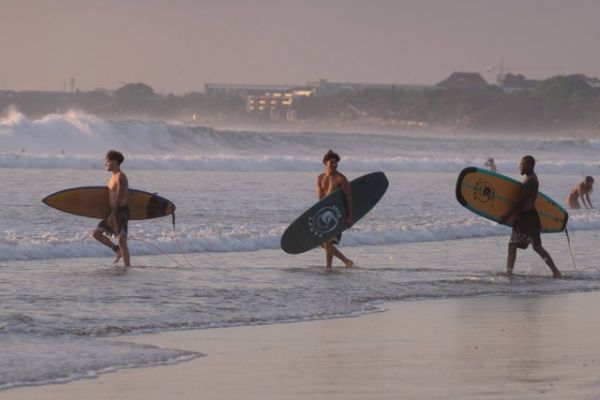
[92,150,130,267]
[317,150,354,269]
[566,176,594,209]
[500,155,562,278]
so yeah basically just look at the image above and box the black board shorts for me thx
[97,206,130,238]
[510,210,541,249]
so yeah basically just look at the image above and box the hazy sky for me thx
[2,0,600,93]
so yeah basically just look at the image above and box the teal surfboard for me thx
[281,172,389,254]
[456,167,568,232]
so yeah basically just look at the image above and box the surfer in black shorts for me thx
[92,150,131,267]
[96,206,130,238]
[317,150,354,269]
[500,155,562,278]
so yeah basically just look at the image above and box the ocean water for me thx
[2,110,600,390]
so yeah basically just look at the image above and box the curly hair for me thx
[106,150,125,165]
[322,150,340,164]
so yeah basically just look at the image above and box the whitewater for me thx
[2,110,600,390]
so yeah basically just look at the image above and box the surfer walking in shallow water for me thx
[317,150,354,269]
[500,155,562,278]
[92,150,131,267]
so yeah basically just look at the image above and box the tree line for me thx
[1,75,599,131]
[294,74,600,130]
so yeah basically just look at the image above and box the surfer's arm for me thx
[584,192,593,209]
[107,181,118,229]
[114,174,129,207]
[580,184,592,208]
[109,175,128,230]
[317,175,325,200]
[107,210,118,233]
[500,183,533,223]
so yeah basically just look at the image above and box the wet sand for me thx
[4,292,600,399]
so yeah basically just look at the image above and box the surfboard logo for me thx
[308,206,342,237]
[473,179,495,204]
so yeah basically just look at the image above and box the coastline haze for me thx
[2,0,600,93]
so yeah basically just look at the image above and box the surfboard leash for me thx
[565,229,577,271]
[171,212,194,268]
[129,236,187,268]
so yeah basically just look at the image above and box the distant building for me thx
[246,87,313,121]
[437,72,489,91]
[204,83,299,97]
[204,77,446,121]
[498,73,540,93]
[309,79,434,96]
[205,79,434,99]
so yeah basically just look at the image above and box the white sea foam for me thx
[2,111,600,173]
[2,215,599,262]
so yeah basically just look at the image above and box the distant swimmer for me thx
[317,150,354,269]
[92,150,131,267]
[500,156,562,278]
[566,176,594,209]
[485,158,497,172]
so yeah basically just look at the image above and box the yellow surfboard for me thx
[456,167,567,232]
[42,186,175,220]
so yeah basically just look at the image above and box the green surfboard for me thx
[281,171,389,254]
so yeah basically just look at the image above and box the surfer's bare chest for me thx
[319,174,341,195]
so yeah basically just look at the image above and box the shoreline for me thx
[4,291,600,399]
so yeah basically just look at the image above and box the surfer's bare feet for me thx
[553,271,563,279]
[112,246,122,264]
[344,260,354,268]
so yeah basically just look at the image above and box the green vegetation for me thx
[1,75,599,131]
[294,75,600,130]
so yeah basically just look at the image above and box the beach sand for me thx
[4,291,600,399]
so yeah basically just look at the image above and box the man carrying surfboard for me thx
[92,150,131,267]
[500,155,562,278]
[317,150,354,269]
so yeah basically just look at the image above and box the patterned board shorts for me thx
[97,206,130,239]
[510,210,541,249]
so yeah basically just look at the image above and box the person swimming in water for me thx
[566,176,594,209]
[485,158,497,172]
